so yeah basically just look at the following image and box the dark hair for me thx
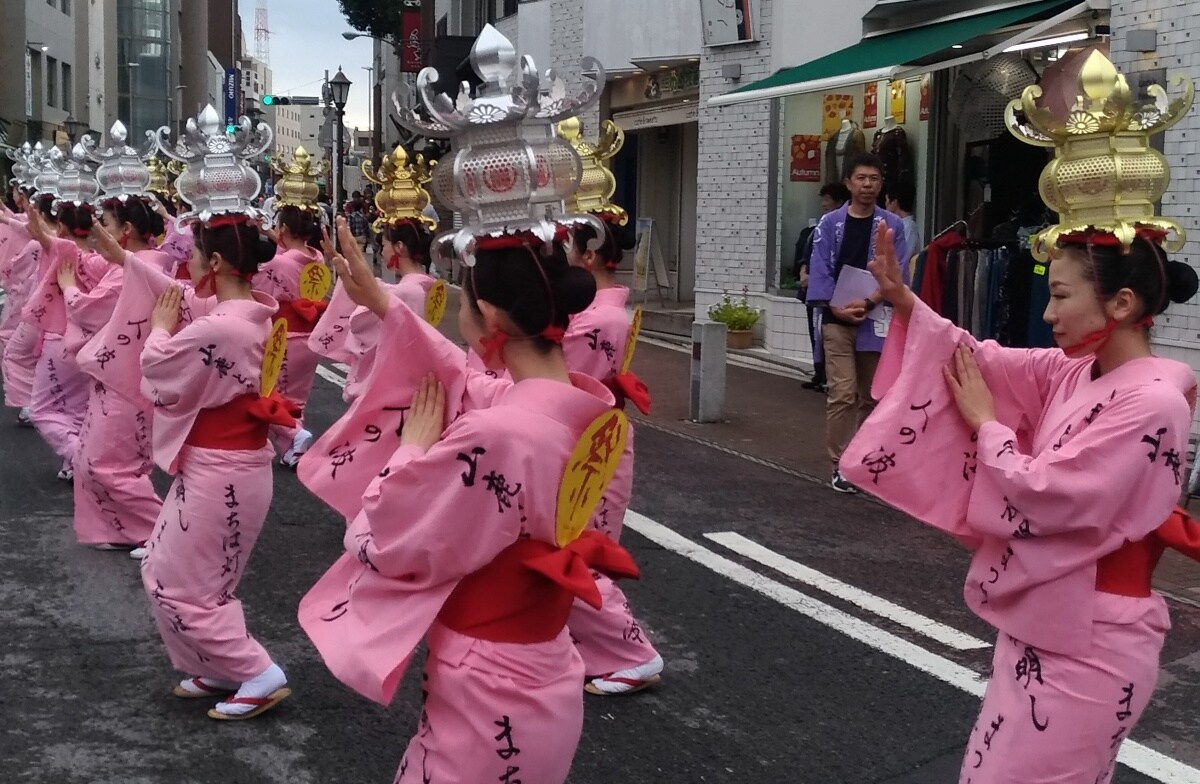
[57,202,96,237]
[1073,236,1199,319]
[3,191,16,213]
[384,221,433,269]
[886,183,916,213]
[844,153,884,182]
[464,239,596,352]
[102,196,165,241]
[196,221,277,277]
[36,194,56,219]
[152,191,177,217]
[276,204,321,248]
[819,183,851,204]
[570,220,637,270]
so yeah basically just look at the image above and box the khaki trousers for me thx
[822,321,880,467]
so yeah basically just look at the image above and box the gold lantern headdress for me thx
[272,145,321,212]
[1005,46,1195,261]
[145,157,171,197]
[557,117,628,227]
[362,144,438,233]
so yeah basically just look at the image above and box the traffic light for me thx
[226,124,238,134]
[262,95,289,106]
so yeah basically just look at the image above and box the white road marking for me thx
[624,512,1200,784]
[331,362,350,374]
[316,365,347,389]
[705,531,990,651]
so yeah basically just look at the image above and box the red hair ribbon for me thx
[541,325,566,344]
[479,331,510,365]
[206,213,250,229]
[1058,227,1170,247]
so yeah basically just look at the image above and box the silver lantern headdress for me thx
[395,24,606,266]
[7,143,36,189]
[86,121,156,202]
[153,104,273,224]
[53,141,101,208]
[31,143,64,199]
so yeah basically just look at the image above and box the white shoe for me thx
[16,407,32,427]
[129,546,148,560]
[280,428,314,468]
[57,467,74,482]
[584,654,664,696]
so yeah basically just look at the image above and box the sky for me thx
[246,0,375,132]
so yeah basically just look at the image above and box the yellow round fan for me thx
[555,409,629,547]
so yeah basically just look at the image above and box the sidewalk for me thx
[625,336,1200,608]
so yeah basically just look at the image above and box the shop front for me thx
[608,62,700,303]
[705,0,1112,362]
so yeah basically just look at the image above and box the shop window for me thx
[62,63,72,114]
[61,0,71,15]
[46,56,58,108]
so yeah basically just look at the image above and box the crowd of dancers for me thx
[3,28,1200,783]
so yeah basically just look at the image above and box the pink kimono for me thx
[298,297,638,783]
[91,253,286,683]
[841,297,1194,784]
[559,286,659,676]
[309,273,435,403]
[252,245,327,451]
[65,249,168,546]
[0,223,39,408]
[22,238,105,466]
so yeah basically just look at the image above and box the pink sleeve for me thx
[21,238,77,333]
[308,279,357,362]
[298,296,477,520]
[63,266,124,335]
[968,384,1191,541]
[842,298,1067,548]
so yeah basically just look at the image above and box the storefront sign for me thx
[889,80,906,124]
[400,0,423,73]
[790,135,822,182]
[863,82,878,130]
[701,0,755,47]
[613,102,699,131]
[821,94,854,140]
[644,63,700,101]
[919,73,931,121]
[224,68,238,124]
[24,49,32,118]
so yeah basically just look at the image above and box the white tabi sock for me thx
[213,663,288,717]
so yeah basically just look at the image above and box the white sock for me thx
[178,675,240,696]
[588,654,664,694]
[213,663,287,716]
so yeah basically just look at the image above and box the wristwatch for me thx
[863,298,877,312]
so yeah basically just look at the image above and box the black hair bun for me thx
[553,265,597,317]
[253,234,278,266]
[611,220,638,252]
[1166,259,1199,304]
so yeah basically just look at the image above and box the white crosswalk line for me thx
[705,531,989,651]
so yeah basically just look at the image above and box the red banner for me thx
[790,135,822,182]
[400,3,423,73]
[863,82,878,129]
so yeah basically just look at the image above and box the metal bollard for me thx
[690,320,726,423]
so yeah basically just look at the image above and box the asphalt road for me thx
[2,348,1199,783]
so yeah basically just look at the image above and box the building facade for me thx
[274,104,327,167]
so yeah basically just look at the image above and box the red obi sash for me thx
[275,298,328,334]
[185,391,300,450]
[1096,506,1200,597]
[174,263,191,281]
[605,371,651,415]
[437,530,640,644]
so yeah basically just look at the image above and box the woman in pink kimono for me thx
[0,194,38,424]
[60,195,167,550]
[253,204,327,466]
[22,199,96,480]
[842,223,1199,783]
[309,219,435,403]
[89,216,295,720]
[298,223,642,782]
[562,219,663,695]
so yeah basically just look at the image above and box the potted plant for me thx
[708,288,762,349]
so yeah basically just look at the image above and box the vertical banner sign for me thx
[224,68,238,125]
[25,49,33,118]
[863,82,878,129]
[400,0,423,73]
[919,73,932,121]
[790,135,821,182]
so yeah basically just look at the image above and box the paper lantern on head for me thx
[272,145,322,213]
[152,104,274,224]
[54,141,102,208]
[85,121,155,202]
[1006,46,1194,261]
[362,144,438,233]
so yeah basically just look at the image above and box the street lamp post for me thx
[328,67,352,210]
[63,115,86,145]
